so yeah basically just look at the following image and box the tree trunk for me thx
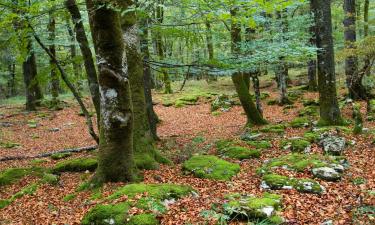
[312,0,343,125]
[276,61,292,105]
[90,1,135,183]
[230,8,266,126]
[140,18,159,141]
[23,39,39,111]
[121,11,163,170]
[66,18,83,93]
[344,0,365,100]
[308,0,318,91]
[65,0,101,123]
[251,73,263,115]
[363,0,370,76]
[48,9,60,108]
[205,21,217,82]
[7,64,16,97]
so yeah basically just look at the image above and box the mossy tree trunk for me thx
[230,8,266,126]
[121,7,162,170]
[363,0,370,77]
[344,0,366,100]
[140,18,159,141]
[7,64,16,97]
[90,1,135,183]
[205,20,217,82]
[66,0,101,124]
[312,0,343,125]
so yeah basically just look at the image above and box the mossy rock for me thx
[134,150,171,170]
[289,117,310,128]
[83,183,193,225]
[262,174,324,194]
[257,153,331,174]
[182,155,240,181]
[225,192,282,220]
[303,131,320,143]
[247,140,272,149]
[179,95,199,103]
[218,146,261,160]
[52,158,98,174]
[50,152,72,160]
[280,138,311,153]
[215,139,235,150]
[260,124,286,134]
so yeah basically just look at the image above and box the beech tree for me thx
[312,0,343,125]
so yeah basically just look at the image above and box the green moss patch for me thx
[262,174,324,194]
[259,124,286,134]
[281,138,311,153]
[289,117,310,128]
[82,183,193,225]
[0,167,44,186]
[224,192,282,221]
[257,153,335,174]
[50,152,72,160]
[218,146,261,160]
[182,155,240,180]
[0,183,38,209]
[298,106,319,117]
[247,140,272,149]
[52,158,98,174]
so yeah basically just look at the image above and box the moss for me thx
[299,106,319,117]
[0,183,38,209]
[128,214,158,225]
[247,140,272,149]
[0,168,31,186]
[30,159,47,165]
[260,124,286,134]
[258,153,330,174]
[179,95,199,103]
[225,192,282,220]
[218,146,261,160]
[211,111,221,116]
[162,100,174,107]
[134,149,171,170]
[267,99,278,106]
[81,202,130,225]
[289,117,310,128]
[268,215,284,224]
[0,142,20,148]
[50,152,72,160]
[41,173,59,185]
[108,183,193,200]
[290,139,311,152]
[303,131,320,143]
[52,158,98,174]
[174,99,186,108]
[263,174,291,189]
[182,155,240,181]
[215,139,234,150]
[63,193,77,202]
[293,179,323,194]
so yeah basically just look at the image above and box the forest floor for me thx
[0,78,374,225]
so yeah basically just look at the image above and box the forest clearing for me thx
[0,0,374,224]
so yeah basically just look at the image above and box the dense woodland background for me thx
[0,0,375,224]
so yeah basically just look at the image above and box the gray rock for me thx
[240,133,262,141]
[329,164,345,173]
[319,133,346,155]
[312,167,342,181]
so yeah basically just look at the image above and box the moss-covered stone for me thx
[52,158,98,174]
[257,153,331,174]
[289,117,310,128]
[0,168,39,186]
[218,146,261,160]
[293,178,324,194]
[262,174,323,194]
[281,138,311,153]
[50,152,72,160]
[262,174,291,189]
[82,183,193,225]
[247,140,272,149]
[260,124,286,134]
[41,173,59,185]
[224,192,282,220]
[182,155,240,180]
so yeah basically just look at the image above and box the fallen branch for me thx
[0,145,98,162]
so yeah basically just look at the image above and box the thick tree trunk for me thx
[140,18,159,141]
[48,9,60,108]
[363,0,370,76]
[276,61,291,105]
[90,1,135,183]
[312,0,343,125]
[308,0,318,91]
[230,8,266,126]
[205,21,217,82]
[23,40,39,111]
[65,0,101,122]
[344,0,365,100]
[251,73,263,115]
[121,12,163,170]
[7,64,16,97]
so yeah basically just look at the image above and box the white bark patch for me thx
[105,89,118,100]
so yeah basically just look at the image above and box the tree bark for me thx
[90,1,135,183]
[308,0,318,91]
[140,18,159,141]
[65,0,101,122]
[344,0,365,100]
[363,0,370,76]
[7,64,16,97]
[48,8,60,108]
[22,39,39,111]
[312,0,343,125]
[230,8,266,126]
